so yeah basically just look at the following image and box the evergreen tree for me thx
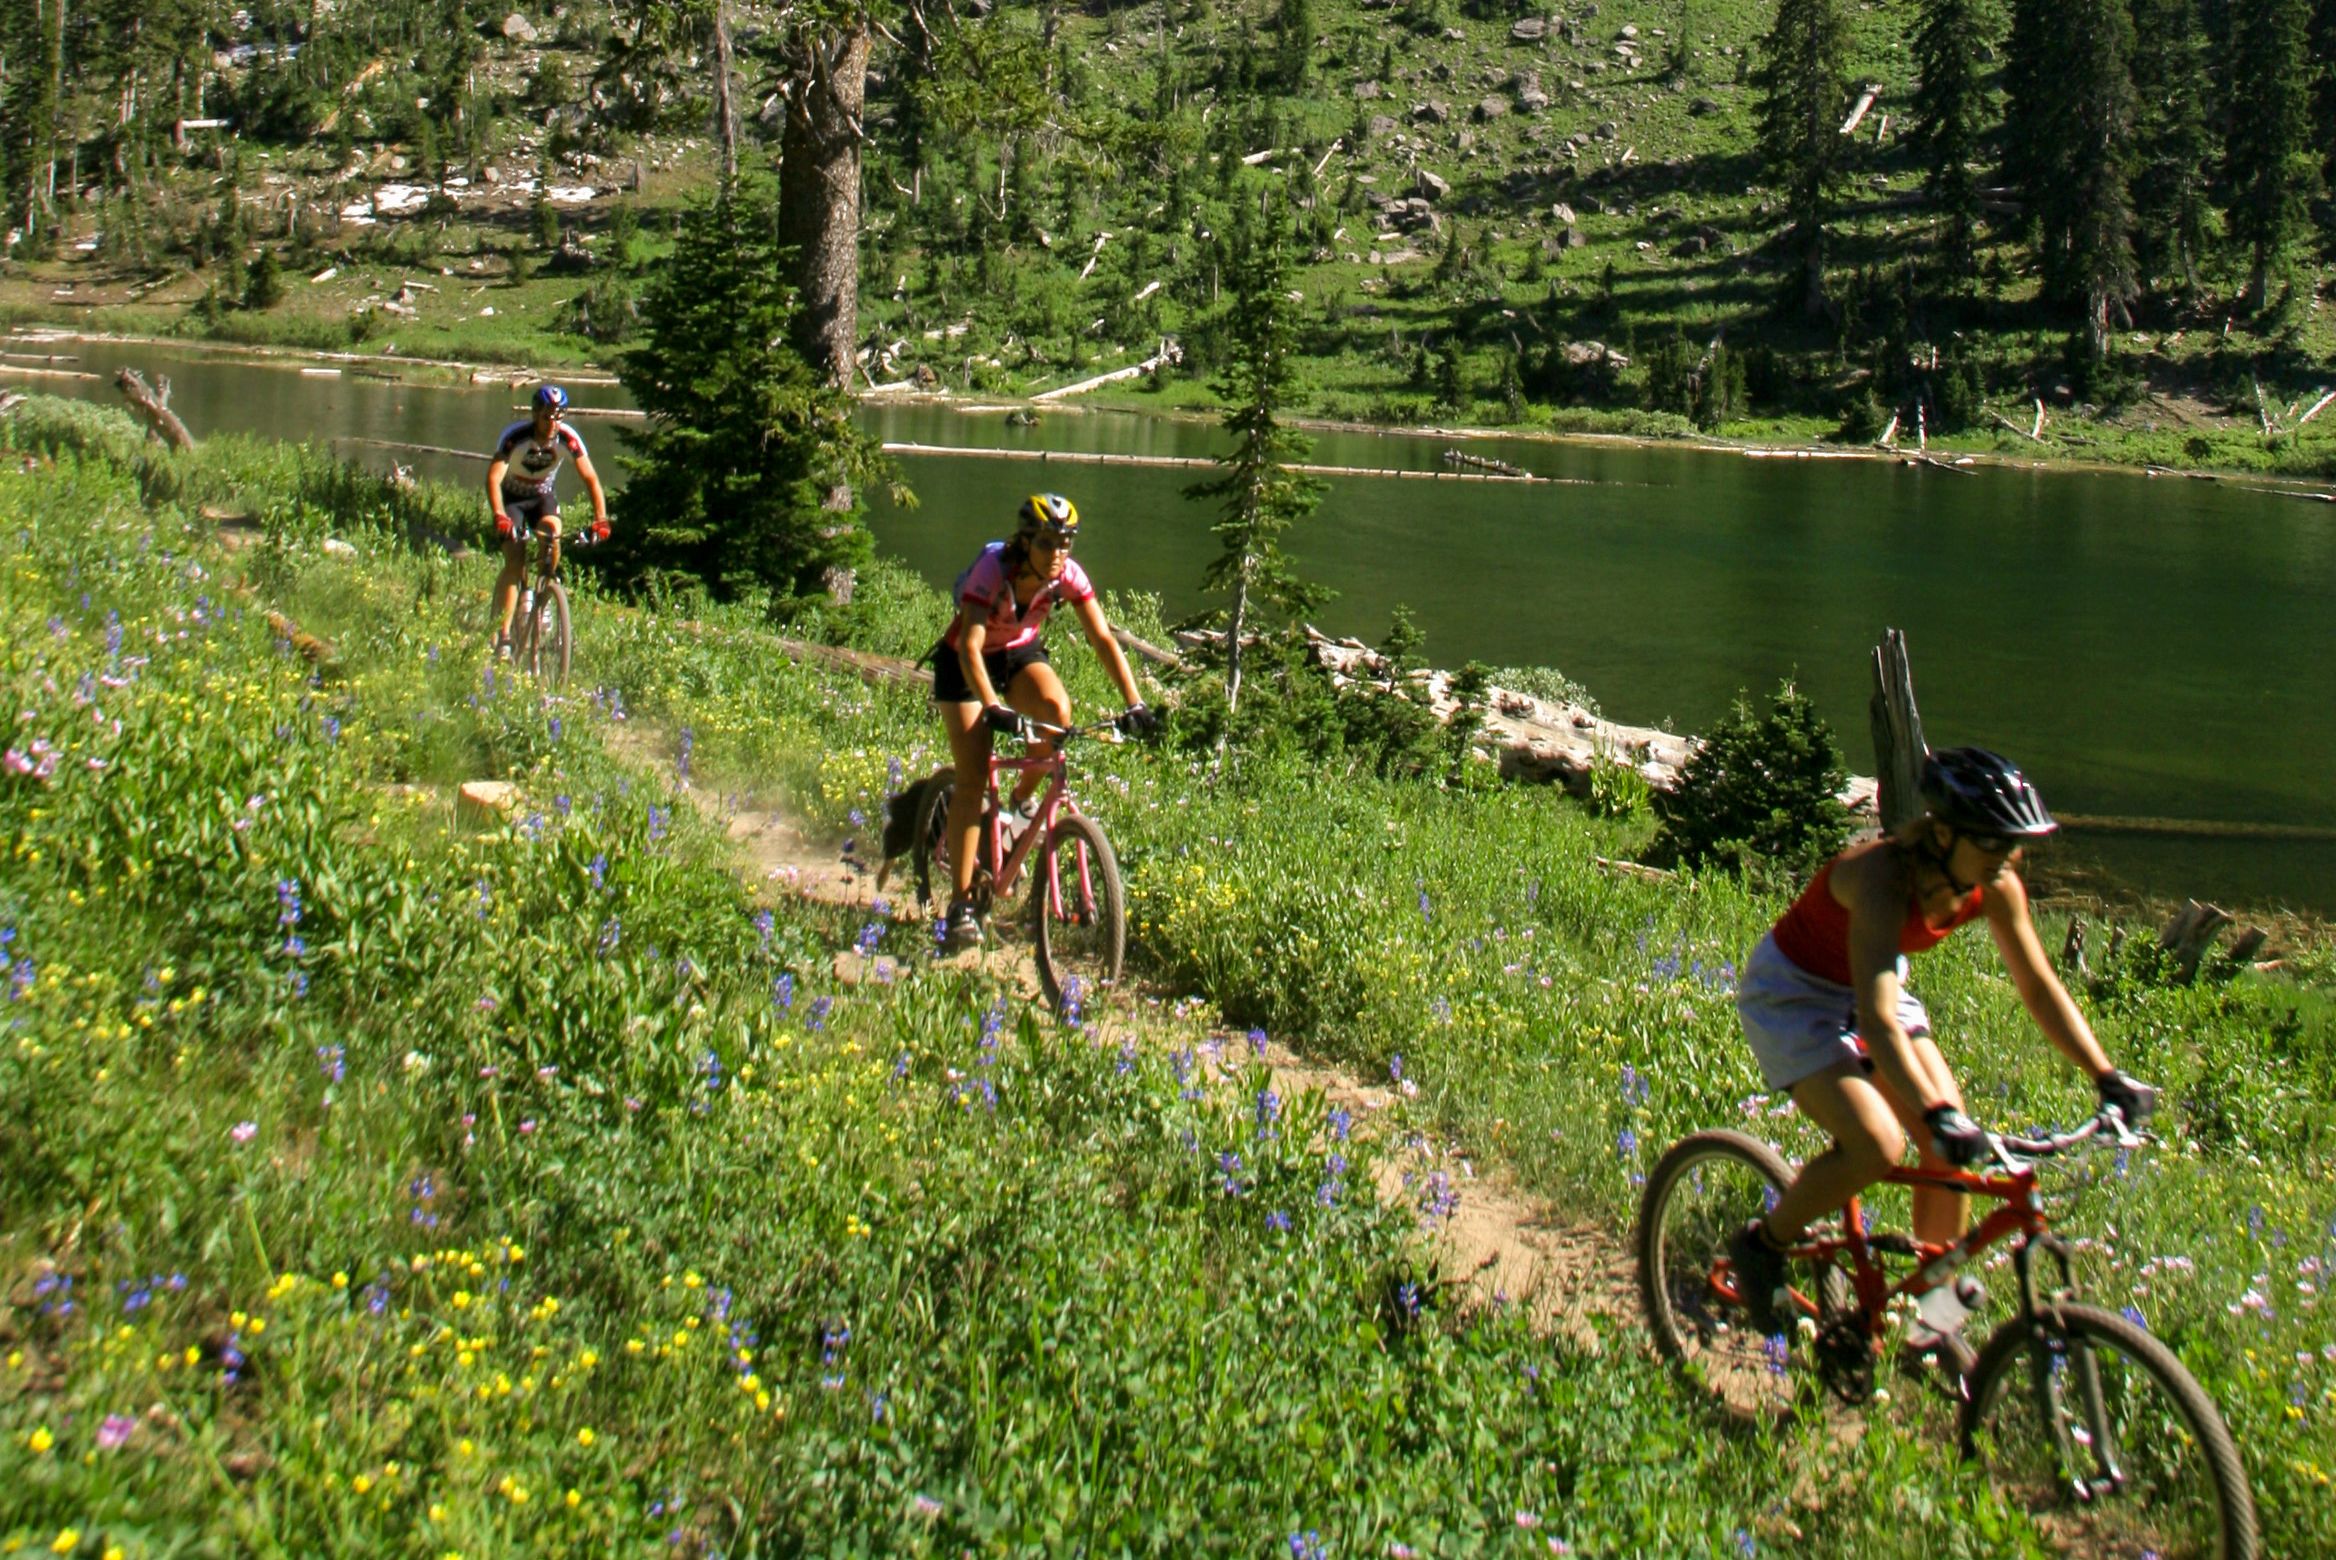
[2000,0,2069,277]
[1276,0,1316,91]
[612,182,899,608]
[1911,0,1997,280]
[1754,0,1852,318]
[2061,0,2140,354]
[1184,216,1329,720]
[2129,0,2217,297]
[2223,0,2319,310]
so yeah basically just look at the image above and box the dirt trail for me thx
[612,722,1638,1343]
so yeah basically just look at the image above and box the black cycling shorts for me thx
[929,639,1049,705]
[501,488,560,537]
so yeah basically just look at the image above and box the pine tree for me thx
[1276,0,1316,91]
[2223,0,2320,310]
[1911,0,1997,280]
[613,181,898,607]
[2001,0,2073,283]
[1754,0,1852,318]
[2061,0,2140,353]
[1184,215,1329,719]
[2128,0,2217,297]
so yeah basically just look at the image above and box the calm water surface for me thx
[19,339,2334,911]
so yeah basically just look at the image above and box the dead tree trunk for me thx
[2156,899,2233,986]
[710,0,739,187]
[779,22,868,390]
[1867,627,1926,831]
[779,19,870,603]
[114,368,195,450]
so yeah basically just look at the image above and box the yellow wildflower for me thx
[27,1427,54,1453]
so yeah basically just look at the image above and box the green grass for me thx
[2,401,2333,1554]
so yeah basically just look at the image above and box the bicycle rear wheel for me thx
[1031,811,1123,1018]
[1637,1130,1854,1418]
[1962,1302,2256,1560]
[525,579,571,687]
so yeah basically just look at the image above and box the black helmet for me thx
[1016,492,1079,540]
[1918,747,2057,838]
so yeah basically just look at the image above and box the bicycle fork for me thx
[2013,1237,2129,1504]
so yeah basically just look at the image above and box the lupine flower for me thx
[807,995,832,1032]
[1266,1209,1291,1232]
[772,973,794,1011]
[95,1415,135,1451]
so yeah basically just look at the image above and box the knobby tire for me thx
[1032,811,1124,1016]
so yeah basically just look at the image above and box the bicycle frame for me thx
[1747,1115,2132,1347]
[972,718,1118,908]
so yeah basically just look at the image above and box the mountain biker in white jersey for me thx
[485,384,609,659]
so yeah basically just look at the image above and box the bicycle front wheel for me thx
[526,579,571,687]
[1638,1130,1848,1418]
[1962,1302,2256,1560]
[1031,811,1123,1018]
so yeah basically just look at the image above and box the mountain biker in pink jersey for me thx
[1727,747,2158,1341]
[928,493,1156,951]
[485,384,609,659]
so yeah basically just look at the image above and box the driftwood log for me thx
[114,369,195,450]
[1178,625,1882,809]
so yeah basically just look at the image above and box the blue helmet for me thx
[533,384,570,413]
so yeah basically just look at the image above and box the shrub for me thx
[1646,679,1854,879]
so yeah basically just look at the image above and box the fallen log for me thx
[114,368,195,450]
[1030,340,1184,402]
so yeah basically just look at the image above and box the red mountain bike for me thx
[1638,1108,2256,1559]
[908,716,1126,1015]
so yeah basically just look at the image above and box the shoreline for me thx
[11,323,2333,497]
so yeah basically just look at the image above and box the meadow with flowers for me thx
[2,395,2333,1557]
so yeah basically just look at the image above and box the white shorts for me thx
[1735,932,1932,1091]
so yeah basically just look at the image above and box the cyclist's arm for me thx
[1069,594,1143,708]
[958,616,1003,709]
[1840,849,1957,1113]
[485,457,512,522]
[572,450,610,527]
[1981,871,2116,1080]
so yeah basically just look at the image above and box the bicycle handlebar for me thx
[1990,1104,2152,1168]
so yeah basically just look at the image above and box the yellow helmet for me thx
[1016,492,1079,541]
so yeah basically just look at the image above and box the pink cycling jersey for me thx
[941,546,1094,653]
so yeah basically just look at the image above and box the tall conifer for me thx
[2223,0,2319,310]
[2061,0,2140,354]
[2129,0,2217,296]
[1911,0,1997,280]
[1754,0,1852,318]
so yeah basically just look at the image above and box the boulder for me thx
[458,780,521,826]
[1551,201,1576,224]
[1509,16,1546,42]
[1474,96,1509,121]
[1619,23,1638,39]
[1353,80,1383,100]
[500,12,536,42]
[1412,100,1450,124]
[1515,77,1551,113]
[1414,168,1450,202]
[1441,26,1466,40]
[1367,114,1398,139]
[1689,96,1724,117]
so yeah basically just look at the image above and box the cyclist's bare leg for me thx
[536,514,564,575]
[1770,1048,1969,1246]
[1767,1062,1906,1242]
[940,699,991,900]
[492,532,529,644]
[1880,1036,1969,1246]
[1002,660,1072,812]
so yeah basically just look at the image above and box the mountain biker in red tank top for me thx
[1727,748,2158,1337]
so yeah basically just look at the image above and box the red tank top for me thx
[1769,851,1982,987]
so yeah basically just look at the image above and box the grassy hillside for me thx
[6,2,2334,477]
[1,402,2333,1554]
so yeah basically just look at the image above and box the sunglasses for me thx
[1961,832,2016,856]
[1031,532,1076,554]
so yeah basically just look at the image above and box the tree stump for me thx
[1867,627,1926,831]
[2058,915,2089,980]
[2156,899,2233,986]
[114,369,195,450]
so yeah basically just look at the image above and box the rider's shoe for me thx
[493,637,514,663]
[941,899,984,954]
[1728,1217,1792,1336]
